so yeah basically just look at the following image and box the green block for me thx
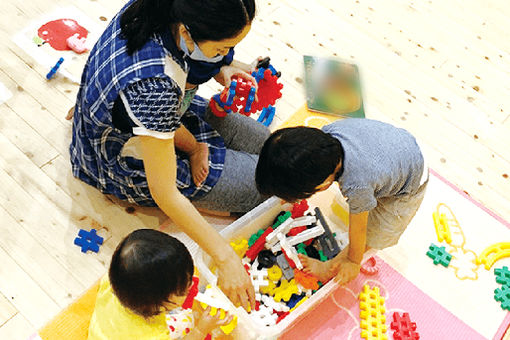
[273,211,291,229]
[248,229,265,247]
[318,250,328,262]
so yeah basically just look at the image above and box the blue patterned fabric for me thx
[122,77,182,133]
[70,1,226,206]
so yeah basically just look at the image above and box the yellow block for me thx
[279,104,340,129]
[477,242,510,270]
[359,285,387,340]
[432,212,452,244]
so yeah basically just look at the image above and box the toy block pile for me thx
[230,200,344,327]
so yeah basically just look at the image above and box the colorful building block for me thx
[182,276,199,309]
[250,305,277,327]
[495,266,510,287]
[257,249,277,268]
[230,239,248,258]
[74,228,103,253]
[426,243,452,267]
[46,57,64,80]
[257,105,276,127]
[360,257,380,276]
[291,200,309,218]
[390,312,420,340]
[495,285,510,311]
[432,212,452,244]
[267,265,283,282]
[273,279,300,303]
[314,207,340,259]
[246,227,273,261]
[261,294,289,313]
[477,242,510,270]
[248,229,265,247]
[276,253,294,280]
[359,284,388,340]
[278,233,303,270]
[286,293,304,309]
[259,280,276,296]
[289,296,308,312]
[294,269,319,290]
[266,214,294,247]
[194,289,237,334]
[271,225,324,252]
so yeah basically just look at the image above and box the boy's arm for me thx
[347,211,369,264]
[332,211,368,285]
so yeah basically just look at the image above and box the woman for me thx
[70,0,268,310]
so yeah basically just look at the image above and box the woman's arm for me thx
[140,135,255,310]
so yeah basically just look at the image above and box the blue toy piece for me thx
[225,81,237,106]
[426,243,452,267]
[74,228,104,253]
[252,68,266,83]
[46,57,64,80]
[257,105,276,127]
[244,86,256,113]
[286,293,305,309]
[211,93,231,113]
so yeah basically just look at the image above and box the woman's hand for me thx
[216,60,258,90]
[216,254,256,312]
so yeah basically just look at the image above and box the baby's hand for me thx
[333,259,361,285]
[194,305,233,336]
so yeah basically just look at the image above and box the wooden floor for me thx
[0,0,509,338]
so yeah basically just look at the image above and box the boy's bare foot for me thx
[298,254,338,283]
[189,142,209,186]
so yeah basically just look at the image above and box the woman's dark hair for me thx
[121,0,256,55]
[256,127,344,202]
[109,229,194,318]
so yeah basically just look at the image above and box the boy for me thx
[255,118,428,284]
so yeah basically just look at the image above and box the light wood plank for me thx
[0,293,17,327]
[0,313,35,340]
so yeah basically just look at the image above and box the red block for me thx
[245,227,273,261]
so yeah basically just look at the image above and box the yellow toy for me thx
[273,279,300,303]
[230,239,248,258]
[432,211,452,244]
[259,280,276,296]
[267,265,282,282]
[359,285,387,340]
[194,286,238,335]
[477,242,510,270]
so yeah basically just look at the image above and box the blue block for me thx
[225,81,237,106]
[74,228,104,253]
[262,106,275,127]
[244,87,256,112]
[46,57,64,80]
[286,293,305,309]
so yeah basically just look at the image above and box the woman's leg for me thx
[204,107,270,155]
[192,149,268,213]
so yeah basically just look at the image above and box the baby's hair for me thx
[256,127,344,202]
[109,229,194,318]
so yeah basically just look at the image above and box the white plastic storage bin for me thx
[195,192,349,340]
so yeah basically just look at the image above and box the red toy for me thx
[245,227,274,261]
[209,66,283,117]
[360,256,380,275]
[391,312,420,340]
[291,200,309,218]
[182,276,199,309]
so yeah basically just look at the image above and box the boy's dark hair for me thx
[121,0,256,55]
[256,127,344,202]
[109,229,194,318]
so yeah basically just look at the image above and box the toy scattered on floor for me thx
[73,228,103,253]
[390,312,420,340]
[257,105,276,127]
[476,242,510,270]
[227,200,344,327]
[359,284,388,340]
[432,211,452,244]
[494,284,510,311]
[493,266,510,311]
[46,57,64,80]
[360,256,380,275]
[209,57,283,120]
[426,243,452,267]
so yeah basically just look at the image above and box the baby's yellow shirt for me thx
[88,275,170,340]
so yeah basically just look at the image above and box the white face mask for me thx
[179,34,224,63]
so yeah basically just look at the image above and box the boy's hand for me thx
[333,259,361,285]
[194,305,234,336]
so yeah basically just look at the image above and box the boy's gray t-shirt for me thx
[322,119,424,214]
